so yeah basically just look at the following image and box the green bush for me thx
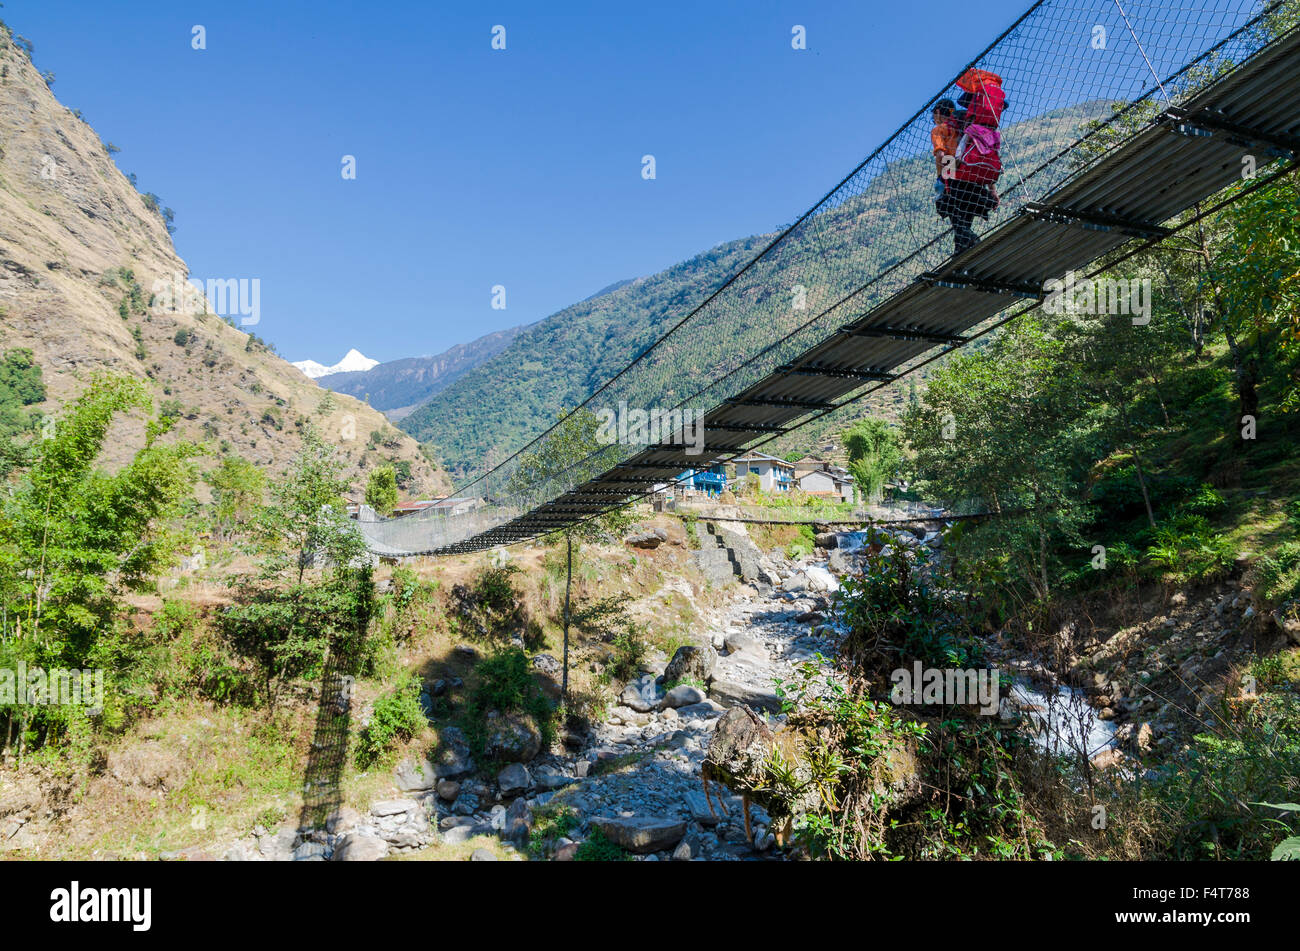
[1141,686,1300,859]
[570,594,648,681]
[355,674,427,768]
[528,804,578,859]
[573,826,630,861]
[1145,514,1234,583]
[463,648,555,757]
[451,564,538,645]
[1258,541,1300,610]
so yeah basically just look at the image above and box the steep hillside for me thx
[0,25,445,496]
[403,103,1106,479]
[316,324,528,419]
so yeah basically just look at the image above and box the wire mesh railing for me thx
[358,0,1297,556]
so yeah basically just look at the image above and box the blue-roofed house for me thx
[678,463,728,498]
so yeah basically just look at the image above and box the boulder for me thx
[661,684,707,709]
[693,547,737,588]
[504,796,533,844]
[620,674,665,713]
[470,848,498,862]
[442,823,491,846]
[1272,608,1300,646]
[371,798,419,819]
[486,713,543,762]
[332,832,389,862]
[436,779,461,801]
[674,700,724,719]
[589,816,687,854]
[684,789,721,826]
[325,807,362,836]
[531,653,562,676]
[1090,748,1125,770]
[452,792,481,816]
[827,548,855,575]
[257,828,298,861]
[723,631,762,656]
[393,756,437,792]
[532,765,574,790]
[814,532,838,550]
[709,678,782,713]
[432,726,475,779]
[663,644,717,684]
[672,833,702,861]
[497,763,532,797]
[625,528,667,549]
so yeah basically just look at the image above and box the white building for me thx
[798,465,855,502]
[733,451,795,492]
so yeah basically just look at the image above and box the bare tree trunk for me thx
[1114,388,1158,530]
[1130,448,1158,531]
[562,534,572,703]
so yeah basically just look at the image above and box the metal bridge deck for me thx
[387,25,1300,556]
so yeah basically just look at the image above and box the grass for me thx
[391,834,523,861]
[3,517,730,860]
[39,703,307,860]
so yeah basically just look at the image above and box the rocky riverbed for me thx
[204,522,894,862]
[212,514,1263,862]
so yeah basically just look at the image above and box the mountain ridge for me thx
[0,26,446,496]
[312,323,529,418]
[399,102,1107,478]
[293,348,380,380]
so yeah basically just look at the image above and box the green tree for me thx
[365,464,399,517]
[904,317,1088,603]
[0,375,198,754]
[1208,173,1300,414]
[252,426,363,584]
[221,427,370,715]
[0,348,46,478]
[507,408,636,699]
[205,455,266,540]
[843,418,902,502]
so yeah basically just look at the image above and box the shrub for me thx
[528,804,578,859]
[450,564,534,644]
[1258,542,1300,610]
[462,648,555,757]
[608,628,647,681]
[569,594,648,681]
[355,674,426,768]
[1145,514,1234,583]
[787,524,816,560]
[573,826,629,861]
[365,464,398,517]
[1137,688,1300,859]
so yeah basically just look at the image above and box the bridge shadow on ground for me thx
[297,637,361,842]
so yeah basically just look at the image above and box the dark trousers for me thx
[936,179,995,255]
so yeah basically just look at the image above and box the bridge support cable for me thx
[355,3,1300,557]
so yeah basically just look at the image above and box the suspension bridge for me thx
[357,0,1300,558]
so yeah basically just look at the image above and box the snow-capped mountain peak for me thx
[292,349,380,379]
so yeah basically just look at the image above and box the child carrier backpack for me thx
[956,67,1006,129]
[955,124,1003,184]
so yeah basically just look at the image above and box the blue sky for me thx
[6,0,1034,364]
